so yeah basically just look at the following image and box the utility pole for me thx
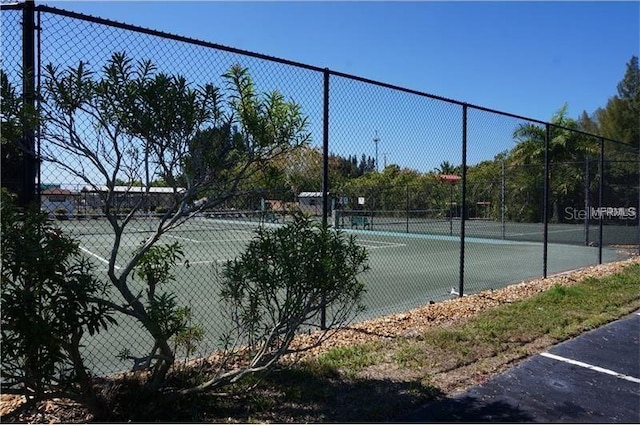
[373,130,380,172]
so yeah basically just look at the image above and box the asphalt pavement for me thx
[401,310,640,423]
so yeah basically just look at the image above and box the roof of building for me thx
[298,192,323,198]
[42,188,75,196]
[80,185,185,194]
[438,174,461,182]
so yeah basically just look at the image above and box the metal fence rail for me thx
[2,2,638,377]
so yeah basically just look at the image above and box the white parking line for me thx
[541,352,640,384]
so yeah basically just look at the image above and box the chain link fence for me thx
[2,3,638,376]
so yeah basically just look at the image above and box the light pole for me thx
[373,130,380,172]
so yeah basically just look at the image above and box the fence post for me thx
[585,157,590,246]
[320,68,330,330]
[21,0,37,208]
[458,104,467,297]
[406,185,410,234]
[501,159,506,239]
[598,137,604,264]
[543,124,550,278]
[322,69,330,228]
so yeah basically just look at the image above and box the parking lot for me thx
[403,310,640,423]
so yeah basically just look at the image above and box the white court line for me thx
[357,239,407,249]
[510,228,583,237]
[164,228,255,244]
[79,246,121,270]
[540,352,640,384]
[165,234,201,243]
[197,237,253,244]
[362,244,407,249]
[184,259,233,266]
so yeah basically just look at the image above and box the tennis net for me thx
[52,210,282,237]
[335,209,451,228]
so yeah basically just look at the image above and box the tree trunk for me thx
[66,331,110,421]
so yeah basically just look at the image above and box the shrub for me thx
[1,190,116,416]
[193,213,369,391]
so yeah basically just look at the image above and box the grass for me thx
[310,343,384,375]
[314,264,640,381]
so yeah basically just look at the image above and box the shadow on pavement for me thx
[400,394,536,423]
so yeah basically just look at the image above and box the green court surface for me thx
[337,213,639,246]
[64,216,632,376]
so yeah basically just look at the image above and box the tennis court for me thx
[335,209,639,246]
[61,214,631,375]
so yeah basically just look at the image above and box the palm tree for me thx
[509,104,598,222]
[435,161,460,176]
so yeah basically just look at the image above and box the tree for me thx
[594,55,639,147]
[466,156,505,220]
[509,104,598,222]
[40,52,310,390]
[273,145,323,199]
[434,161,460,176]
[1,189,116,417]
[0,70,37,206]
[335,163,441,214]
[357,154,376,175]
[577,110,599,135]
[0,71,23,158]
[327,153,361,186]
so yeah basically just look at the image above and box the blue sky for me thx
[5,1,639,181]
[45,1,639,121]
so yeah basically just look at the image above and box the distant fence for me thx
[2,2,638,377]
